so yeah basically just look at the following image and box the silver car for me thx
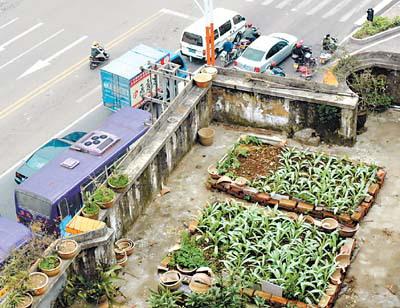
[234,33,298,73]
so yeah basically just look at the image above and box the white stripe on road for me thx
[276,0,294,9]
[0,102,103,180]
[160,8,197,20]
[340,0,371,22]
[322,0,352,19]
[306,0,331,15]
[261,0,276,6]
[76,85,101,103]
[291,0,313,11]
[47,36,87,62]
[0,29,64,71]
[0,22,43,51]
[0,17,19,30]
[350,32,400,55]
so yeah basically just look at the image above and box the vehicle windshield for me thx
[182,32,203,47]
[26,154,49,169]
[242,47,265,62]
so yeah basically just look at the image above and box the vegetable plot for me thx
[216,136,378,215]
[196,201,345,305]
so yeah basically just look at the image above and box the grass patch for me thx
[354,16,400,39]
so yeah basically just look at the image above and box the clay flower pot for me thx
[82,203,100,220]
[159,270,182,291]
[28,272,49,296]
[107,173,130,193]
[115,238,135,256]
[303,215,315,225]
[330,269,342,285]
[17,293,33,308]
[194,73,212,88]
[234,177,248,187]
[216,175,233,184]
[177,264,197,275]
[286,212,299,220]
[114,247,126,260]
[207,165,220,179]
[38,256,62,277]
[56,239,79,259]
[321,218,339,232]
[93,186,116,209]
[116,251,128,267]
[335,254,351,270]
[189,273,212,293]
[198,127,215,146]
[339,224,359,237]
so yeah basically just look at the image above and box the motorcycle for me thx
[220,45,241,67]
[89,51,110,70]
[242,25,261,42]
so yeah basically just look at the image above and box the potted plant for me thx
[28,272,49,296]
[56,239,79,260]
[107,170,130,193]
[93,186,115,209]
[115,238,135,256]
[82,200,100,220]
[38,255,62,277]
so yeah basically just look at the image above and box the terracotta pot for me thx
[194,73,212,88]
[189,273,212,293]
[207,165,220,179]
[335,254,351,270]
[177,264,197,275]
[114,247,126,260]
[159,270,182,291]
[216,175,233,184]
[321,218,339,232]
[330,269,342,285]
[115,238,135,256]
[97,196,115,209]
[198,127,215,146]
[107,175,130,193]
[303,215,315,225]
[116,252,128,267]
[82,208,99,220]
[201,66,218,79]
[98,295,109,308]
[339,224,360,237]
[56,239,79,259]
[29,272,49,296]
[234,177,248,187]
[286,212,299,220]
[17,293,33,308]
[39,256,62,277]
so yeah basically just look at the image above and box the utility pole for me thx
[204,0,215,66]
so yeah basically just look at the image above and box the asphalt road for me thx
[0,0,383,218]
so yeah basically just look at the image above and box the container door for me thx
[101,70,118,111]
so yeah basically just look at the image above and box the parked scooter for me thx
[220,46,240,67]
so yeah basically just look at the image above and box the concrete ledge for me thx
[350,25,400,45]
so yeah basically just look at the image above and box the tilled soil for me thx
[227,144,282,180]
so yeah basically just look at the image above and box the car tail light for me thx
[202,50,206,56]
[254,67,260,73]
[233,60,238,66]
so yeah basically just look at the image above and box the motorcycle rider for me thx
[91,41,108,62]
[322,34,337,52]
[242,23,259,42]
[222,37,235,62]
[292,40,306,64]
[268,61,285,77]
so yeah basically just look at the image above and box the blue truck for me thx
[101,44,187,111]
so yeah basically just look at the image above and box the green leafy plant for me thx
[82,200,100,216]
[93,186,115,204]
[39,255,60,271]
[169,232,208,269]
[147,289,183,308]
[354,16,400,39]
[316,104,340,127]
[57,264,125,307]
[239,135,262,146]
[107,172,129,189]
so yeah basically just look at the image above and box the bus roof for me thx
[183,8,240,35]
[15,107,150,204]
[101,44,169,80]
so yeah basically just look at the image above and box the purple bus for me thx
[15,107,151,235]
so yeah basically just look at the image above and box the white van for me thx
[180,8,246,61]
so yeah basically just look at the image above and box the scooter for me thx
[220,46,241,67]
[89,52,110,70]
[319,38,338,64]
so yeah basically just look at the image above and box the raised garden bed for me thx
[208,134,386,226]
[154,200,356,307]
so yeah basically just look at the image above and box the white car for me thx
[234,33,298,73]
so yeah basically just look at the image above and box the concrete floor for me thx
[120,110,400,308]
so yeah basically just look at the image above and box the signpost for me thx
[203,0,215,66]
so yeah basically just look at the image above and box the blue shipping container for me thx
[101,44,170,111]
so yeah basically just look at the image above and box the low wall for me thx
[212,69,359,145]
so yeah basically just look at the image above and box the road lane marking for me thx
[0,22,43,51]
[322,0,352,19]
[291,0,313,11]
[0,103,103,179]
[0,29,64,71]
[350,32,400,55]
[306,0,331,15]
[160,8,197,21]
[76,85,101,103]
[276,0,294,9]
[0,10,164,119]
[0,17,18,30]
[18,35,88,79]
[339,0,371,22]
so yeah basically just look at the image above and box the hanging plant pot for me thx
[107,173,130,193]
[28,272,49,296]
[82,203,100,220]
[38,255,62,277]
[93,186,116,209]
[56,239,79,259]
[115,238,135,256]
[16,293,33,308]
[159,270,182,291]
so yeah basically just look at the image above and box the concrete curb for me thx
[349,25,400,45]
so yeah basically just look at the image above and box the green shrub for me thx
[169,232,208,269]
[354,16,400,39]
